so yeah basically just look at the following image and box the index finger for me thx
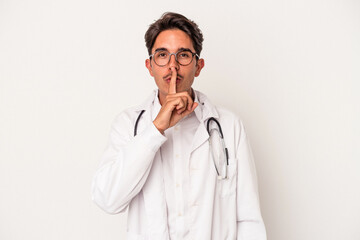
[168,67,177,94]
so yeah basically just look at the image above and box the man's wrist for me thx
[153,120,165,135]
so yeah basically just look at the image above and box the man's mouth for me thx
[165,77,181,83]
[164,73,183,83]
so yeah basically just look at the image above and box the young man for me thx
[92,12,267,240]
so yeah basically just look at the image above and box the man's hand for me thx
[153,67,198,134]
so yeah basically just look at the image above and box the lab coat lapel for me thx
[190,90,220,154]
[190,121,209,153]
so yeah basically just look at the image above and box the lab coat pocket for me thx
[219,158,237,198]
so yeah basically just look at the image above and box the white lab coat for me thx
[92,90,267,240]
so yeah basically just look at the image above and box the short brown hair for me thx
[145,12,204,56]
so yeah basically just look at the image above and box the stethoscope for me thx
[134,109,229,180]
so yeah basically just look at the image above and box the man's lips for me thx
[163,73,183,82]
[165,77,181,83]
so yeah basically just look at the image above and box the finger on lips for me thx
[166,67,197,114]
[168,67,177,94]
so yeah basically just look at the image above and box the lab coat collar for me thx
[193,89,219,122]
[133,89,219,123]
[133,90,157,113]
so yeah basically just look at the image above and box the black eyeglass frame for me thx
[149,49,200,67]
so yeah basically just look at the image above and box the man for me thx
[92,12,267,240]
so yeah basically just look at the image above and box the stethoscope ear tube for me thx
[207,117,224,138]
[134,110,145,136]
[207,117,228,165]
[225,148,229,166]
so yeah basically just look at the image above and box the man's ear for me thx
[145,59,154,76]
[195,58,205,77]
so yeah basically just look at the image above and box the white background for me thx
[0,0,359,239]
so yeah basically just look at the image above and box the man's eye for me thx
[157,52,168,58]
[178,52,191,58]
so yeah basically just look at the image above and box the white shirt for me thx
[153,91,201,239]
[92,89,267,240]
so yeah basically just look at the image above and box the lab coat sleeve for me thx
[236,119,267,240]
[91,112,167,214]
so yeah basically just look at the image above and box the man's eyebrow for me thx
[153,47,194,53]
[178,47,192,52]
[153,47,168,53]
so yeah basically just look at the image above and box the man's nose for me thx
[168,54,179,70]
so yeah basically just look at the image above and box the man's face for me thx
[145,29,204,101]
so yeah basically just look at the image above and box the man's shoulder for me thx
[216,106,240,120]
[114,106,138,120]
[214,106,245,134]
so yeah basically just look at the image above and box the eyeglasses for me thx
[149,49,199,67]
